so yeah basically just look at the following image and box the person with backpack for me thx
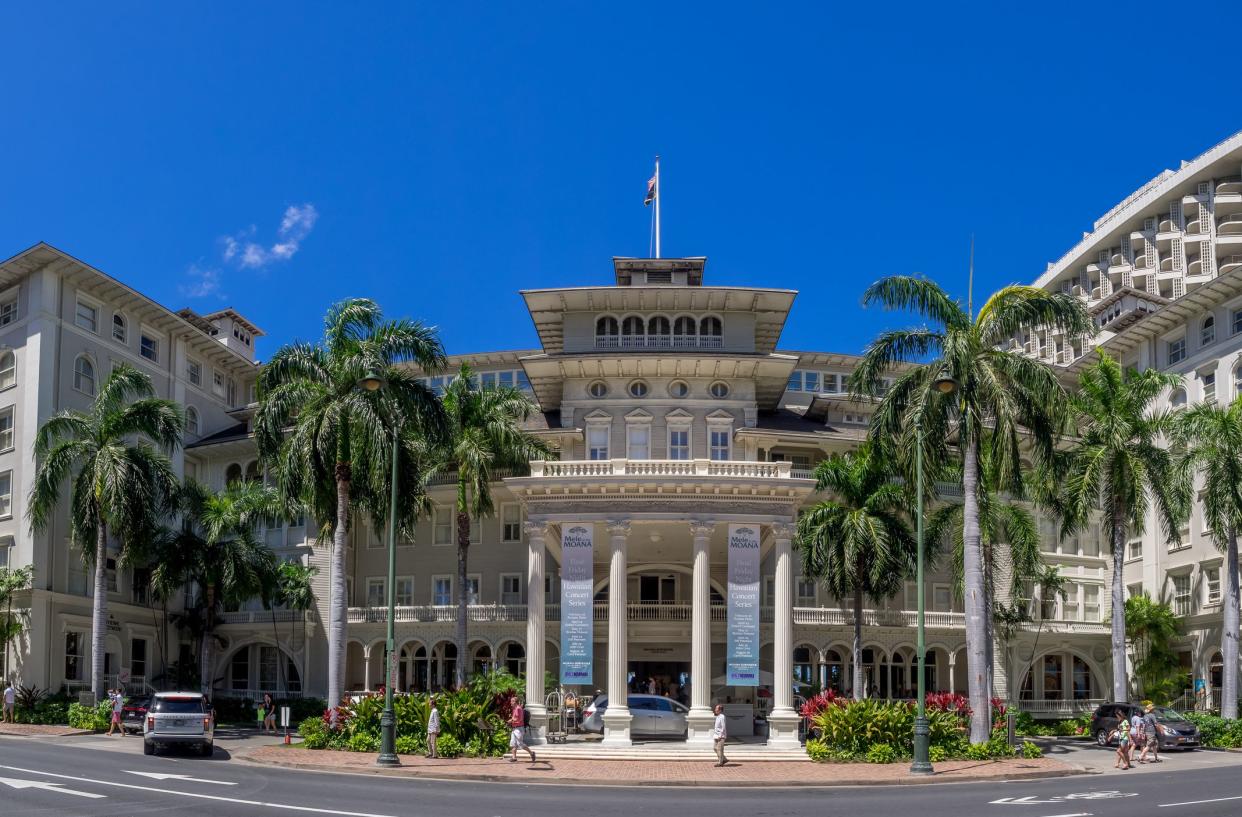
[507,695,536,764]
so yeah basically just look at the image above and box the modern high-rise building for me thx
[2,130,1240,749]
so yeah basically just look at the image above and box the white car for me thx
[581,694,689,738]
[143,692,214,756]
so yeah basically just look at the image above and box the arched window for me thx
[705,311,725,337]
[245,460,261,482]
[1202,315,1216,347]
[225,463,242,484]
[1170,387,1187,408]
[595,316,619,346]
[0,351,14,389]
[185,406,200,435]
[503,642,525,677]
[648,315,671,342]
[621,316,645,336]
[73,356,96,396]
[673,316,696,338]
[793,646,815,685]
[112,313,127,344]
[1235,365,1242,400]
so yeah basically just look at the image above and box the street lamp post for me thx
[360,371,401,768]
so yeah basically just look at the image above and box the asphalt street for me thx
[3,735,1242,817]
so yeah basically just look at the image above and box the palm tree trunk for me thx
[961,433,990,743]
[852,586,864,700]
[201,582,216,695]
[1110,501,1128,701]
[1223,526,1240,719]
[455,510,470,690]
[328,466,350,711]
[983,579,994,718]
[91,518,109,702]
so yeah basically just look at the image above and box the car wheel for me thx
[1095,728,1110,747]
[200,742,213,757]
[682,729,689,740]
[143,740,155,756]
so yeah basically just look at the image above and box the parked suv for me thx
[143,692,214,756]
[581,694,689,738]
[121,695,151,735]
[1089,702,1200,751]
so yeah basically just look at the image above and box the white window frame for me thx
[466,573,481,604]
[0,470,11,519]
[395,575,414,606]
[624,411,653,460]
[707,413,733,461]
[499,573,523,605]
[0,405,13,453]
[433,507,452,546]
[139,329,161,363]
[1167,336,1186,365]
[1202,316,1216,347]
[74,298,99,334]
[1127,539,1143,561]
[1201,368,1217,404]
[366,577,386,608]
[796,576,817,606]
[187,359,202,387]
[0,351,14,390]
[73,355,96,396]
[1205,566,1222,605]
[1171,572,1192,616]
[666,410,692,460]
[432,575,453,606]
[501,503,522,542]
[0,288,18,327]
[212,369,226,397]
[112,312,127,344]
[586,419,611,460]
[932,583,952,612]
[0,535,12,570]
[185,405,199,436]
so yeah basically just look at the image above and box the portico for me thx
[506,457,814,751]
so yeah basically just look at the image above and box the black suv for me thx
[1089,702,1200,751]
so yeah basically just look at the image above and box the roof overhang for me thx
[518,352,799,411]
[519,286,796,354]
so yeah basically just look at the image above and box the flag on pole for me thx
[644,173,657,206]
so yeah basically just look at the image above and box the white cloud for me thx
[180,264,225,299]
[224,203,318,269]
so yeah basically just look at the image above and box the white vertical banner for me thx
[560,523,594,685]
[727,523,761,686]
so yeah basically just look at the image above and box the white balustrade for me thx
[528,458,799,480]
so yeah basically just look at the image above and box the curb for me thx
[0,727,94,738]
[237,751,1086,788]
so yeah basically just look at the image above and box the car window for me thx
[153,698,205,714]
[628,697,657,710]
[1153,707,1189,722]
[671,702,688,713]
[651,698,673,711]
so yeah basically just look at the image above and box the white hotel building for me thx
[2,130,1242,745]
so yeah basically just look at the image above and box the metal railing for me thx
[1018,697,1103,717]
[594,334,724,350]
[528,458,797,479]
[217,610,310,625]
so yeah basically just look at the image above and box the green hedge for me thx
[1184,713,1242,748]
[67,701,113,732]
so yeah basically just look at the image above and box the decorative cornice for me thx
[523,520,550,539]
[689,520,717,538]
[605,519,632,536]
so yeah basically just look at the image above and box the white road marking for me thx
[1039,813,1092,817]
[0,775,107,799]
[0,764,397,817]
[124,770,236,785]
[1159,795,1242,807]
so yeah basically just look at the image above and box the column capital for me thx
[688,519,716,538]
[770,521,797,540]
[523,520,551,539]
[606,519,631,536]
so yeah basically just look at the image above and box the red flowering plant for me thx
[799,689,844,719]
[321,704,353,731]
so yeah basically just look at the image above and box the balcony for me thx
[1216,178,1242,197]
[1019,698,1104,718]
[1220,256,1242,274]
[1219,213,1242,235]
[1158,218,1181,233]
[529,458,795,479]
[594,334,723,350]
[217,609,313,625]
[1186,219,1202,235]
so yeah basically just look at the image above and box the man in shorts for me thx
[106,689,124,736]
[507,695,535,764]
[2,680,15,723]
[1138,703,1162,763]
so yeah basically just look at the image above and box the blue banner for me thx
[559,523,594,685]
[727,523,761,686]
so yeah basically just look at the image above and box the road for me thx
[4,734,1242,816]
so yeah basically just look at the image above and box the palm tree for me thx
[439,364,550,688]
[1059,352,1185,703]
[795,443,915,700]
[255,298,447,710]
[265,561,319,694]
[28,363,182,700]
[1173,395,1242,717]
[851,276,1091,741]
[1125,593,1184,704]
[155,479,281,694]
[0,566,33,683]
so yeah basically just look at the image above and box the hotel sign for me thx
[727,523,761,686]
[559,523,594,685]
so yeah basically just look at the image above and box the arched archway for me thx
[469,639,494,676]
[218,641,303,695]
[1017,648,1103,702]
[496,640,526,678]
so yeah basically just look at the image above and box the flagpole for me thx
[654,155,661,259]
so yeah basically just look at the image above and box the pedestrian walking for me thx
[712,703,728,767]
[1138,704,1162,764]
[426,696,440,758]
[262,693,276,734]
[1109,709,1131,769]
[507,695,535,764]
[106,689,124,737]
[1129,709,1145,762]
[2,680,15,723]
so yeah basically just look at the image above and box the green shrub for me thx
[964,742,991,760]
[66,700,112,731]
[347,731,379,753]
[1020,740,1043,759]
[986,735,1016,758]
[805,738,830,761]
[298,716,329,749]
[434,733,464,758]
[865,743,899,764]
[395,734,425,755]
[810,698,967,758]
[928,744,948,763]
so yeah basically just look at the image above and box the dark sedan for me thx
[1089,702,1200,750]
[121,695,151,734]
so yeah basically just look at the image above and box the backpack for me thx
[522,707,531,727]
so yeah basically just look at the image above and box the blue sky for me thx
[3,2,1241,360]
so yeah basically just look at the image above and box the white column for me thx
[767,521,800,748]
[687,519,716,744]
[602,519,632,746]
[363,645,371,692]
[948,651,956,695]
[524,521,549,744]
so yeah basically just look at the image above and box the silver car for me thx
[581,694,689,738]
[143,692,214,756]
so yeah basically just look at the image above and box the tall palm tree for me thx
[255,298,447,709]
[1125,592,1184,704]
[0,566,33,683]
[795,443,915,700]
[1173,395,1242,717]
[1059,352,1185,702]
[439,365,550,688]
[28,363,182,701]
[265,560,319,694]
[851,276,1091,741]
[155,479,281,694]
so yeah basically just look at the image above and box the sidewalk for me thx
[240,745,1080,787]
[0,722,93,737]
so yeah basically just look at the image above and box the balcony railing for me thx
[1220,256,1242,273]
[1218,213,1242,234]
[217,610,312,625]
[1186,219,1202,235]
[1018,697,1104,717]
[528,458,797,479]
[594,334,724,350]
[1215,178,1242,196]
[1158,219,1181,233]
